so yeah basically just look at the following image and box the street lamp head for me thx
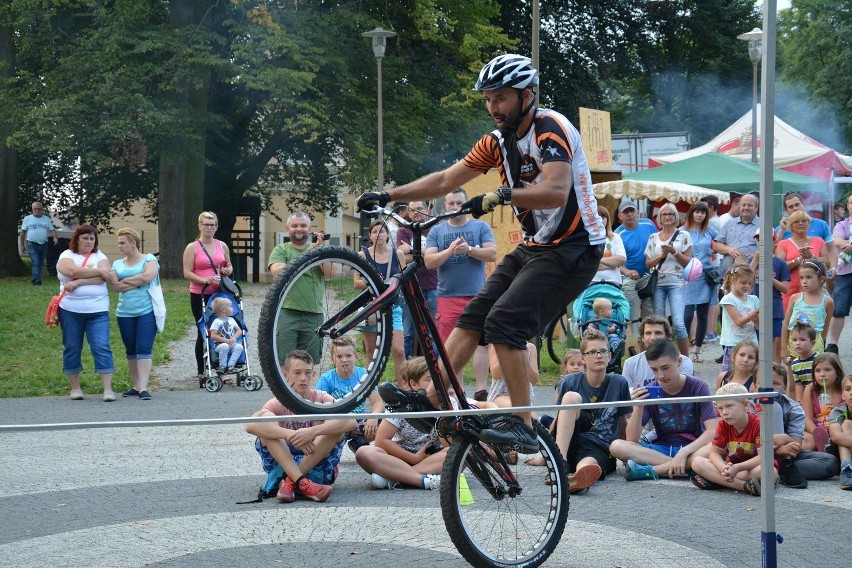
[362,27,397,60]
[737,28,763,64]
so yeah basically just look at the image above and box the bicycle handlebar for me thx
[362,205,472,233]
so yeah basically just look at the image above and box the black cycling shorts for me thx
[456,241,603,349]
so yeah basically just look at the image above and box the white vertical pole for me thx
[758,1,779,566]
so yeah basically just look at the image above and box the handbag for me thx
[45,290,67,328]
[148,272,167,333]
[46,252,93,328]
[637,269,659,300]
[637,230,681,300]
[704,266,722,287]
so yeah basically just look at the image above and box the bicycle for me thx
[258,205,569,567]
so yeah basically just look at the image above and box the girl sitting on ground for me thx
[354,357,449,490]
[715,339,759,393]
[801,352,844,452]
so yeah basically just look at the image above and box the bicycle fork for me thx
[438,415,522,499]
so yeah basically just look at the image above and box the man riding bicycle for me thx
[358,53,605,453]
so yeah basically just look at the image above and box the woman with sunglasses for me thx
[182,211,233,384]
[644,203,693,356]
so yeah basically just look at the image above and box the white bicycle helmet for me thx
[474,54,539,91]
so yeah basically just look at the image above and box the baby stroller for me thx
[197,282,264,392]
[571,280,631,373]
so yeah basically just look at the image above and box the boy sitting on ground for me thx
[690,383,776,496]
[552,329,631,493]
[770,363,838,488]
[317,336,385,453]
[245,350,356,503]
[610,339,717,481]
[355,357,448,490]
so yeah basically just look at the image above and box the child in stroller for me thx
[197,284,264,392]
[573,281,630,373]
[588,297,624,355]
[209,297,244,373]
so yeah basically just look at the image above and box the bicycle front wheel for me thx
[440,422,569,567]
[258,247,393,414]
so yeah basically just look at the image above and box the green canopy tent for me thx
[625,153,826,219]
[625,152,825,193]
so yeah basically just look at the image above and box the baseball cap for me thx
[618,199,638,213]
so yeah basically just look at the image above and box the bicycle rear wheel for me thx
[440,422,569,567]
[258,247,393,414]
[545,308,571,366]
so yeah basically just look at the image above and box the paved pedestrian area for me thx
[1,387,850,568]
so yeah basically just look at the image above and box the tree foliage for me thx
[4,1,847,278]
[778,0,852,153]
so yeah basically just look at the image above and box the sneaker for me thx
[69,389,84,400]
[347,432,370,454]
[103,390,116,402]
[276,477,296,503]
[139,390,152,401]
[825,343,839,354]
[371,473,390,489]
[479,416,539,454]
[569,463,602,493]
[378,382,437,434]
[624,460,658,481]
[122,389,140,398]
[704,333,718,344]
[778,458,808,489]
[714,354,724,364]
[297,477,332,502]
[840,462,852,491]
[422,474,441,490]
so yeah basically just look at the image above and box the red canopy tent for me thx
[649,105,852,181]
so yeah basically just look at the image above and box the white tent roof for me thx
[592,179,731,204]
[650,105,852,176]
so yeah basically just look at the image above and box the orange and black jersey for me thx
[462,108,605,247]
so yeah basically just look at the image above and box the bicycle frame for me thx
[321,206,473,414]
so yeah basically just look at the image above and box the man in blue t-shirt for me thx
[614,198,657,335]
[18,201,58,286]
[425,188,497,398]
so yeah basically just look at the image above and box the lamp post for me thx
[362,27,397,196]
[737,27,762,163]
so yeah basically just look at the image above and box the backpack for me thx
[237,465,284,504]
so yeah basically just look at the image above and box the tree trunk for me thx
[157,157,187,279]
[157,0,208,278]
[0,19,26,276]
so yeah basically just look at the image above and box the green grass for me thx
[1,271,568,398]
[0,276,192,398]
